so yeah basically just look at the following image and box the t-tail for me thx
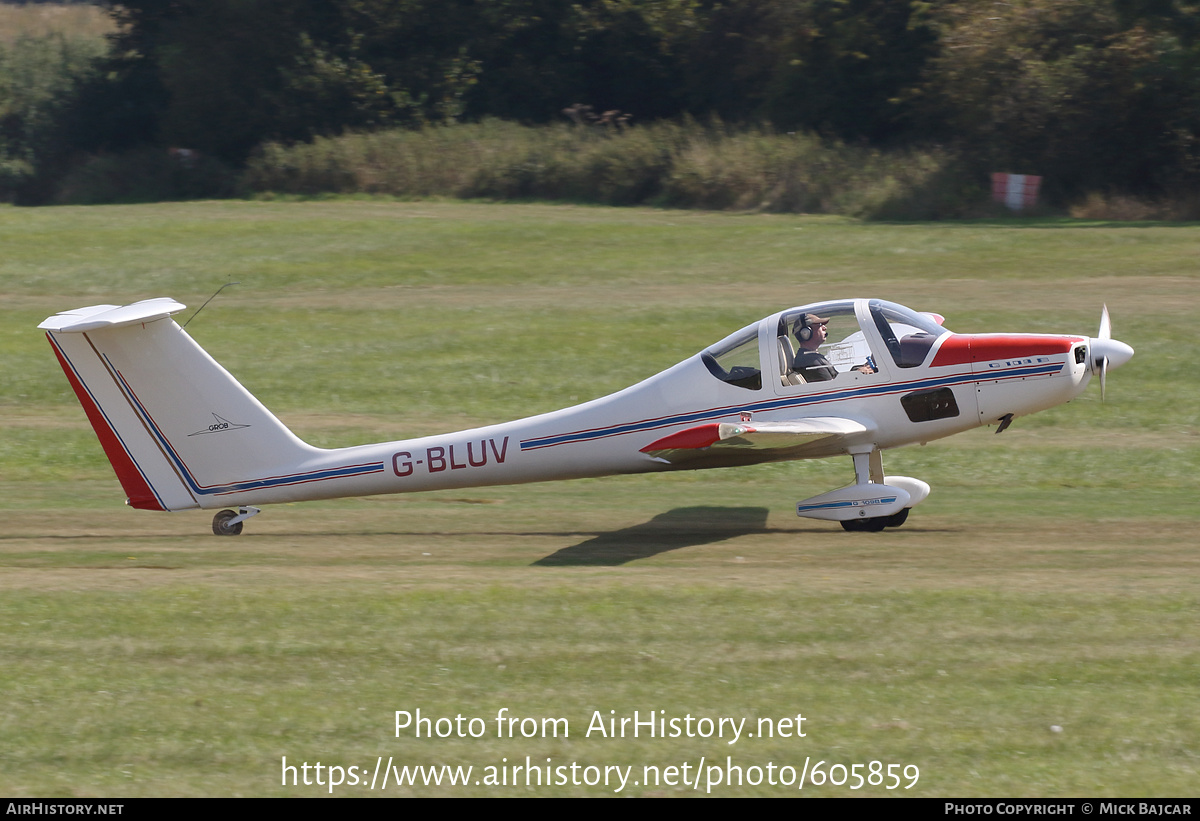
[40,299,323,512]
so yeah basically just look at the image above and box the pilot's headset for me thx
[795,315,812,342]
[794,314,816,342]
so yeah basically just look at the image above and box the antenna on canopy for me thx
[182,282,240,329]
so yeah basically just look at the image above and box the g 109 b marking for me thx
[392,437,509,477]
[987,356,1050,368]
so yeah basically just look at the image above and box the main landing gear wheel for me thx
[840,508,909,532]
[212,509,243,536]
[841,517,886,532]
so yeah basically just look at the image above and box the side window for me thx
[779,309,876,385]
[702,327,762,390]
[868,301,948,369]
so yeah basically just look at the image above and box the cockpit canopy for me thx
[702,299,950,391]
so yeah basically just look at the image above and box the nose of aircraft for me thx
[1090,337,1135,371]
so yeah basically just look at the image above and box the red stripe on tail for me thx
[47,333,164,510]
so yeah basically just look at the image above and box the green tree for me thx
[915,0,1200,197]
[88,0,702,160]
[0,31,106,199]
[683,0,941,141]
[94,1,401,160]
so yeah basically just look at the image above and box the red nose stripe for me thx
[931,335,1080,367]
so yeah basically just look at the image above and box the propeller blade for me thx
[1089,305,1132,401]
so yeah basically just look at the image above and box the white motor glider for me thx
[39,298,1132,534]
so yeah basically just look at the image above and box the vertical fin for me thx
[40,300,322,511]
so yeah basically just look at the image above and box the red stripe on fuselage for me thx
[931,334,1081,367]
[47,333,164,510]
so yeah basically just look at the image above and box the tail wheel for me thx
[212,509,243,536]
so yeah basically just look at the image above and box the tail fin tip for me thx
[39,298,186,333]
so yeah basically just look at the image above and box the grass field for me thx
[2,201,1198,796]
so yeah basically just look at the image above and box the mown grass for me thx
[1,201,1198,796]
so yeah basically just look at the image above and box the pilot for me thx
[792,314,876,382]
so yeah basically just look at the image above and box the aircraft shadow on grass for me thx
[534,506,771,567]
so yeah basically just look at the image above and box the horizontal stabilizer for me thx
[38,298,187,333]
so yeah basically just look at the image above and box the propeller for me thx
[1089,304,1134,400]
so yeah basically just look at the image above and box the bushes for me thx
[244,120,679,205]
[244,120,980,219]
[52,146,240,205]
